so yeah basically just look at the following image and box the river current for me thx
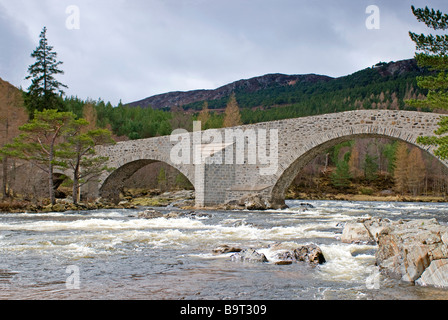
[0,200,447,300]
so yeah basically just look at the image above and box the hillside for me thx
[0,77,28,146]
[127,73,332,110]
[127,58,428,114]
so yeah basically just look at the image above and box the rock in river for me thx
[230,249,268,263]
[227,244,326,265]
[342,217,448,288]
[137,209,211,219]
[375,218,448,284]
[138,209,164,219]
[416,259,448,288]
[212,245,243,255]
[341,217,390,244]
[274,244,326,265]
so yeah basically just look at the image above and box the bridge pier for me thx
[81,179,101,202]
[193,142,237,207]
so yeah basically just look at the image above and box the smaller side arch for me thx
[99,159,195,203]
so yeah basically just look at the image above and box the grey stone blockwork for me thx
[85,110,447,207]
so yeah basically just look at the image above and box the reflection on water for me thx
[0,200,448,300]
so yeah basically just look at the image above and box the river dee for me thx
[0,200,448,300]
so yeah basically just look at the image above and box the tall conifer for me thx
[25,27,68,116]
[223,93,242,128]
[408,6,448,159]
[394,142,409,194]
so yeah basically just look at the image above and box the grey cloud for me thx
[0,3,34,87]
[1,0,447,105]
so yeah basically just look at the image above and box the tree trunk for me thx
[48,147,55,205]
[73,167,79,205]
[72,175,78,205]
[72,146,82,205]
[1,156,8,198]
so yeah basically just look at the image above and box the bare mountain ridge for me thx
[127,73,333,110]
[126,58,420,110]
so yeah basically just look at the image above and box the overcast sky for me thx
[0,0,447,105]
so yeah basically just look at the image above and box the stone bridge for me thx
[85,110,448,208]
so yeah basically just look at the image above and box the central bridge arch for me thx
[268,132,447,208]
[261,111,448,208]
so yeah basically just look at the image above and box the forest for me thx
[288,137,448,201]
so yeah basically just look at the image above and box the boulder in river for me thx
[212,245,243,255]
[341,217,390,244]
[341,217,448,288]
[137,209,211,219]
[227,243,326,265]
[240,194,269,210]
[375,218,448,286]
[341,221,373,244]
[275,244,326,265]
[138,210,164,219]
[416,259,448,288]
[230,248,268,263]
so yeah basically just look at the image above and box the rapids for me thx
[0,200,447,300]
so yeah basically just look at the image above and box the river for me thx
[0,199,447,300]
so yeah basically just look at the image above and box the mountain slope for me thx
[127,73,333,110]
[0,77,28,145]
[127,59,425,112]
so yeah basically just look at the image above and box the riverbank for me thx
[0,189,447,213]
[287,191,448,203]
[0,198,136,213]
[0,189,195,213]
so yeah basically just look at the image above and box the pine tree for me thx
[157,167,167,191]
[82,103,98,132]
[394,142,409,194]
[197,101,211,130]
[348,146,362,178]
[175,173,192,190]
[331,159,352,188]
[408,6,448,159]
[2,110,76,205]
[382,140,398,175]
[223,93,242,128]
[407,147,427,196]
[363,153,378,181]
[25,27,68,116]
[408,6,448,110]
[59,120,115,205]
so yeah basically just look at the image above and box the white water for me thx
[0,200,448,300]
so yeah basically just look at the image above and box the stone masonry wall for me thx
[89,110,447,207]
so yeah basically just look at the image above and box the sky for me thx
[0,0,447,106]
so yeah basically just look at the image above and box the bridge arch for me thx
[269,130,447,208]
[99,158,195,203]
